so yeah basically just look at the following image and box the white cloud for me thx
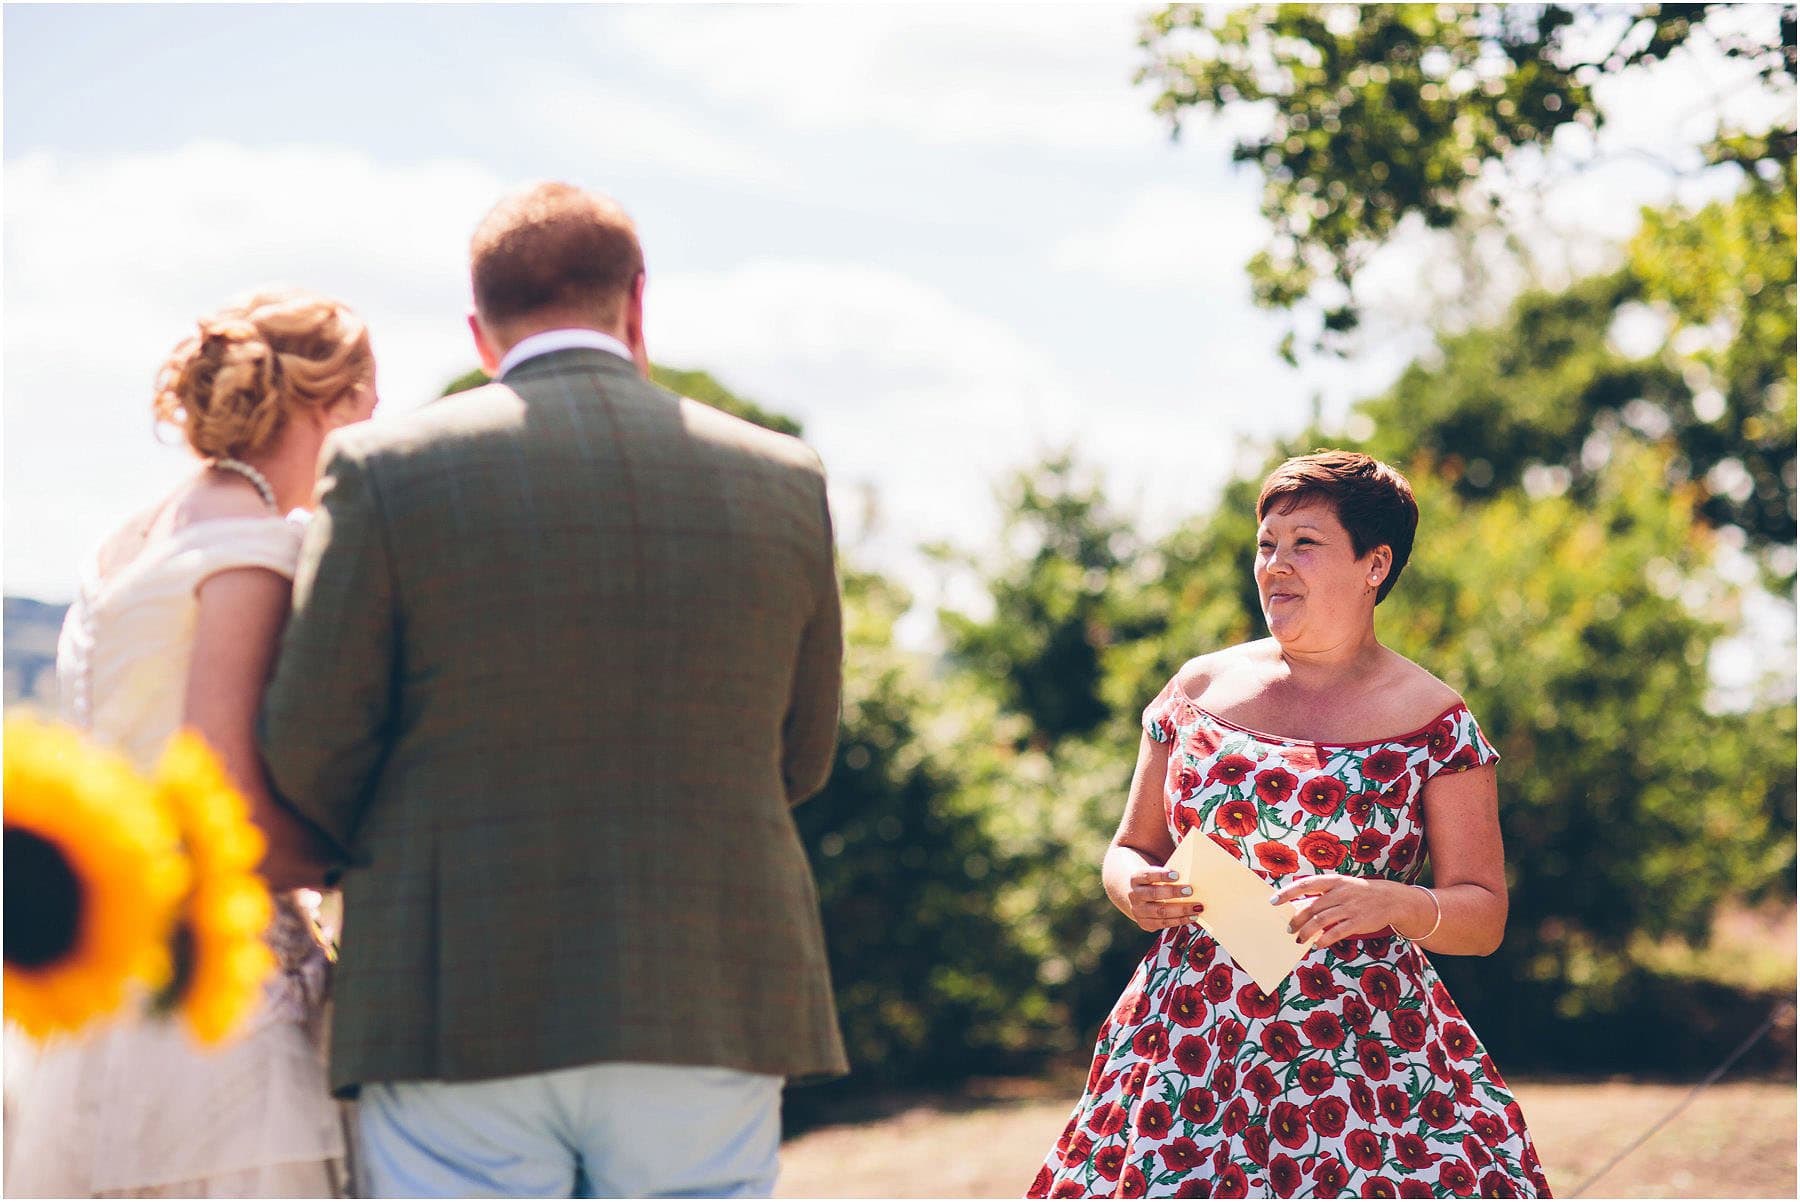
[595,4,1169,152]
[5,144,510,599]
[2,145,1104,619]
[516,73,790,190]
[654,259,1072,415]
[649,257,1085,589]
[1051,183,1266,291]
[644,254,1361,645]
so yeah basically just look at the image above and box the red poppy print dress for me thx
[1027,682,1550,1199]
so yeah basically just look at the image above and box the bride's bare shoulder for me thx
[93,498,176,581]
[168,475,270,529]
[91,474,270,584]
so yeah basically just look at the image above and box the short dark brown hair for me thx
[469,182,644,329]
[1257,450,1418,604]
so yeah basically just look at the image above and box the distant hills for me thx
[5,597,66,709]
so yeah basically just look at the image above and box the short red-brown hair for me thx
[1258,451,1418,604]
[469,182,644,330]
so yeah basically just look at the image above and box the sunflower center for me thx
[5,828,84,968]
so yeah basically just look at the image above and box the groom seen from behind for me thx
[259,181,848,1198]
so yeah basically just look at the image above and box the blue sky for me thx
[5,4,1782,644]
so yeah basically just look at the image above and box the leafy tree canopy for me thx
[1349,171,1796,557]
[938,455,1147,746]
[648,365,803,437]
[1139,3,1796,360]
[793,567,1049,1091]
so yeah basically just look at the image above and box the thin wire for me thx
[1568,1001,1795,1197]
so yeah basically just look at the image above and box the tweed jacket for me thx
[258,347,847,1096]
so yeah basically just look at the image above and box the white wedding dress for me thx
[5,515,348,1198]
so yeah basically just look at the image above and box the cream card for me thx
[1164,828,1312,994]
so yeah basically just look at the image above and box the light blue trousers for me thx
[354,1062,783,1198]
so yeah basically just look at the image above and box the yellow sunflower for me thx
[149,730,275,1043]
[4,718,188,1039]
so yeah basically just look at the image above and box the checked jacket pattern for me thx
[1027,684,1550,1199]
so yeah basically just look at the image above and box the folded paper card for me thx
[1164,828,1313,994]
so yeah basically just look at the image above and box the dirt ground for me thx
[776,1077,1796,1198]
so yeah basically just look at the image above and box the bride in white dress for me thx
[5,290,378,1197]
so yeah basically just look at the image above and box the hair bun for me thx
[152,290,372,460]
[153,316,288,460]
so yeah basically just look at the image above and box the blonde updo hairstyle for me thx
[153,289,371,459]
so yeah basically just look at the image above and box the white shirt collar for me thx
[497,328,634,378]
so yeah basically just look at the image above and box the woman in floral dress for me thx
[1029,451,1549,1199]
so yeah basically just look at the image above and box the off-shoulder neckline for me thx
[158,513,299,541]
[83,514,302,608]
[1170,696,1470,750]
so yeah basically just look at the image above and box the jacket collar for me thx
[497,328,634,380]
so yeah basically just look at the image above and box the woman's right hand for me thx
[1122,867,1206,932]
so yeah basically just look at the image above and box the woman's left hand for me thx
[1270,875,1408,947]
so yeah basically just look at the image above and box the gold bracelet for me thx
[1394,884,1442,940]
